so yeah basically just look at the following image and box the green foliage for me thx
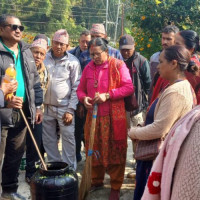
[126,0,200,59]
[0,0,85,43]
[0,0,127,46]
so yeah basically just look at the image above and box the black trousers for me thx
[134,160,153,200]
[25,122,43,178]
[74,112,85,156]
[1,106,30,193]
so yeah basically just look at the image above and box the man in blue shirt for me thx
[69,30,91,60]
[68,30,91,162]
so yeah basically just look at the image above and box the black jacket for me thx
[0,39,43,124]
[125,52,151,114]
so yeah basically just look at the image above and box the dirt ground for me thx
[16,138,135,200]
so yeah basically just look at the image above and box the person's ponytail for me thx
[187,60,199,75]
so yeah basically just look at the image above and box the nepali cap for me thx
[90,24,106,35]
[53,29,69,45]
[31,38,48,52]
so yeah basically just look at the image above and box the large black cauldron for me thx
[30,162,78,200]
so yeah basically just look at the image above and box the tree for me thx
[126,0,200,58]
[0,0,84,43]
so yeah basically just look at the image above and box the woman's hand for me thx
[128,127,137,140]
[93,93,107,104]
[83,96,93,109]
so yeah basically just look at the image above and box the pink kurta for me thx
[77,58,133,168]
[77,59,133,116]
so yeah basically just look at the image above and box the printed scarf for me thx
[108,57,127,149]
[142,105,200,200]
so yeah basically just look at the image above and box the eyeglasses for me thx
[90,50,104,58]
[4,24,24,32]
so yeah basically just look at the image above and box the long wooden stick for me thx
[20,109,47,171]
[79,103,98,200]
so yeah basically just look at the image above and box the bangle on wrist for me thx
[36,106,41,109]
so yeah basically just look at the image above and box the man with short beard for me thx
[149,25,179,99]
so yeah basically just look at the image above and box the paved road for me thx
[18,138,135,199]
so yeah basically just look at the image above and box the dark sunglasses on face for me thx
[4,24,24,32]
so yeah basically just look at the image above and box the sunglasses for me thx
[4,24,24,32]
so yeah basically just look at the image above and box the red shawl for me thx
[108,57,127,149]
[150,77,169,104]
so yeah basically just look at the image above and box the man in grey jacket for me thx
[43,29,81,170]
[0,14,43,199]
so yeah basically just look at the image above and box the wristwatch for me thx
[105,93,110,100]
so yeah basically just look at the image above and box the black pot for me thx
[30,162,78,200]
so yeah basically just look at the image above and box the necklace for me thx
[94,65,98,88]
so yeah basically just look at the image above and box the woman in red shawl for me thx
[151,30,200,104]
[77,38,133,199]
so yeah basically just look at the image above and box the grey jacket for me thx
[0,39,43,124]
[44,51,81,114]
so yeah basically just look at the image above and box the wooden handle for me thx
[20,109,47,171]
[88,104,98,150]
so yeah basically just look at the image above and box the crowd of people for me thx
[0,13,199,200]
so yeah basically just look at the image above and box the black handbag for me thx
[124,92,139,111]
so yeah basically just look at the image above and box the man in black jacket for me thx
[0,14,43,199]
[119,34,151,123]
[119,34,151,179]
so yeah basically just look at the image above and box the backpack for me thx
[127,52,149,116]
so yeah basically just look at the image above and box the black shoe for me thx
[1,192,26,200]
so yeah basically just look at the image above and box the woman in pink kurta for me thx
[77,38,133,200]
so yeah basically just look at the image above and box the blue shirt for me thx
[145,98,159,126]
[79,45,123,70]
[68,46,82,61]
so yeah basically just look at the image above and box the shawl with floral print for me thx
[142,105,200,200]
